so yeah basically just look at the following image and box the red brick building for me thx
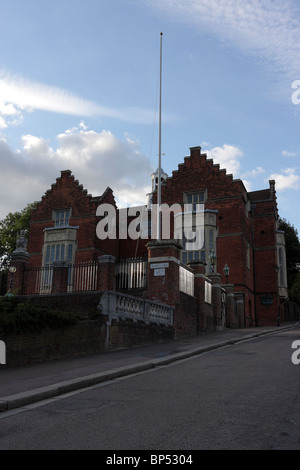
[25,146,288,327]
[152,146,288,327]
[28,169,118,266]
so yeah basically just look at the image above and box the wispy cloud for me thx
[142,0,300,82]
[0,70,171,126]
[242,166,265,178]
[0,70,101,116]
[282,149,299,157]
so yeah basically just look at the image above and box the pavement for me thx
[0,322,299,413]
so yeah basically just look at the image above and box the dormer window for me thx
[54,209,70,227]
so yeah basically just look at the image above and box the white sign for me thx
[154,268,165,276]
[150,263,169,269]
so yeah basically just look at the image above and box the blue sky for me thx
[1,0,300,235]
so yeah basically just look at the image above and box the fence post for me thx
[51,261,69,294]
[234,292,244,328]
[223,283,235,328]
[8,251,29,295]
[208,273,223,330]
[97,255,116,291]
[188,261,206,333]
[146,240,181,306]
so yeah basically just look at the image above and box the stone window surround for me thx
[42,225,79,267]
[180,209,217,272]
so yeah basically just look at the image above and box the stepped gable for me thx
[30,170,116,222]
[161,146,247,204]
[96,185,116,207]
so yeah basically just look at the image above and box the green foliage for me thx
[89,306,102,320]
[279,218,300,272]
[0,270,8,296]
[0,296,80,336]
[289,273,300,305]
[278,218,300,303]
[0,203,36,269]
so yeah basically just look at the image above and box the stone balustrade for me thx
[99,291,174,327]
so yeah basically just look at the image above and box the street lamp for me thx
[223,263,230,284]
[209,249,217,273]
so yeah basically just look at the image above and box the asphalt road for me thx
[0,328,299,451]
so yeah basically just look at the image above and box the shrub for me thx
[0,296,80,336]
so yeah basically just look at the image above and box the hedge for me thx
[0,296,80,336]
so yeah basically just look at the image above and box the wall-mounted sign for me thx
[260,295,273,306]
[150,263,169,269]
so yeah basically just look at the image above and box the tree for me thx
[279,219,300,270]
[0,203,35,269]
[278,218,300,304]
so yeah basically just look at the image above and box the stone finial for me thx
[14,230,28,253]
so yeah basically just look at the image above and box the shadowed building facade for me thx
[25,146,288,326]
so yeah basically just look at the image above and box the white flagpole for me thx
[157,32,163,241]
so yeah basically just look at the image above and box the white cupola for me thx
[147,168,168,208]
[151,167,168,192]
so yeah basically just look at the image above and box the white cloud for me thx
[204,145,269,188]
[0,102,20,116]
[0,117,7,129]
[204,144,243,176]
[242,179,252,192]
[142,0,300,83]
[268,168,300,190]
[200,140,212,148]
[0,124,153,220]
[21,135,55,161]
[0,95,23,129]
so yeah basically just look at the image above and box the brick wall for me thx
[3,320,106,367]
[1,291,175,367]
[251,187,280,325]
[109,318,173,349]
[173,292,198,339]
[2,316,175,368]
[20,291,103,318]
